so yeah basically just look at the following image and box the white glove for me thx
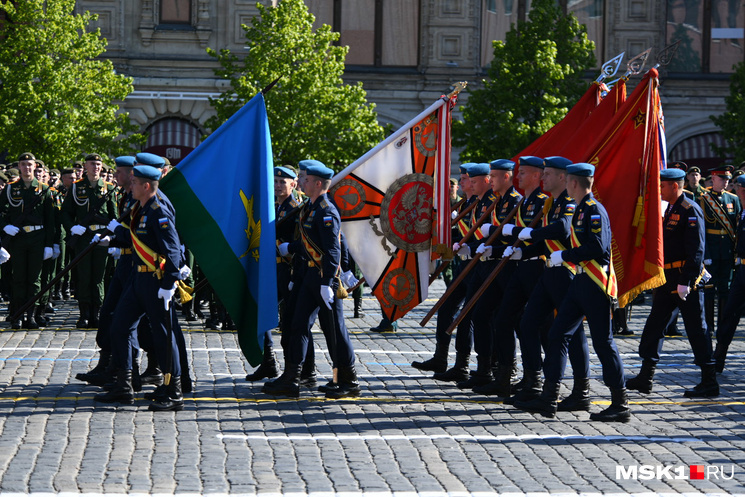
[278,242,290,257]
[502,246,515,259]
[509,247,523,260]
[704,259,712,266]
[340,270,359,288]
[52,244,61,259]
[0,247,9,264]
[457,244,471,259]
[550,251,564,266]
[452,242,461,252]
[179,265,191,280]
[476,243,493,260]
[91,234,110,246]
[107,219,121,233]
[480,223,492,237]
[70,225,86,236]
[288,281,294,292]
[451,210,458,220]
[43,247,53,260]
[518,228,533,241]
[677,284,691,301]
[502,223,515,236]
[320,285,334,309]
[3,225,19,237]
[158,283,177,310]
[180,244,186,257]
[108,247,121,259]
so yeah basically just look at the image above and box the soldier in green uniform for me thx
[61,153,118,328]
[699,165,741,330]
[54,168,75,300]
[685,165,706,202]
[0,152,55,329]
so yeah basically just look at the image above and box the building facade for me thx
[76,0,744,168]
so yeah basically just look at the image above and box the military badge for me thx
[379,173,433,252]
[159,217,169,229]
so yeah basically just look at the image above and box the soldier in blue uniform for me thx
[95,165,184,411]
[412,163,478,380]
[267,161,359,399]
[454,162,521,388]
[713,174,745,372]
[626,168,718,397]
[515,163,630,422]
[699,165,741,330]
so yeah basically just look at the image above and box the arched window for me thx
[144,118,202,166]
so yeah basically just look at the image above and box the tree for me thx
[206,0,384,168]
[0,0,142,167]
[711,61,745,165]
[452,0,596,161]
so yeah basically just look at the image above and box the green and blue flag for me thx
[161,94,277,365]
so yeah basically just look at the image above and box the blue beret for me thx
[459,163,473,174]
[133,165,162,181]
[660,168,686,181]
[136,152,166,168]
[305,163,334,180]
[736,175,745,187]
[519,156,545,169]
[298,159,325,171]
[467,163,490,177]
[566,163,595,177]
[490,159,515,171]
[114,156,137,168]
[544,156,572,170]
[274,166,297,179]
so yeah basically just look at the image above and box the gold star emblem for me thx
[633,108,646,129]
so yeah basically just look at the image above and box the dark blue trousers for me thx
[96,254,133,353]
[714,265,745,361]
[435,263,473,357]
[470,259,516,365]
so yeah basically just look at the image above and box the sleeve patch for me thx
[159,217,169,229]
[688,216,698,226]
[323,215,333,226]
[590,214,601,225]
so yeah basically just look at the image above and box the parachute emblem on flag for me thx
[380,173,434,253]
[334,178,367,217]
[414,118,438,156]
[382,267,416,308]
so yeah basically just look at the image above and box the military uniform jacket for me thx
[508,187,549,244]
[562,193,611,266]
[663,194,705,287]
[61,176,118,233]
[453,194,478,243]
[735,207,745,259]
[0,178,55,247]
[465,190,498,251]
[288,192,341,287]
[521,190,576,259]
[699,189,741,260]
[276,189,306,245]
[130,195,181,290]
[111,191,137,250]
[478,186,522,254]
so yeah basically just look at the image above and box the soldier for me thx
[94,165,184,411]
[0,152,55,329]
[515,163,630,422]
[626,168,718,397]
[269,161,360,399]
[713,174,745,372]
[61,153,118,328]
[55,168,76,300]
[699,165,741,330]
[686,166,705,201]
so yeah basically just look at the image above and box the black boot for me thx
[140,352,164,386]
[473,363,514,397]
[503,370,542,404]
[514,381,560,418]
[24,307,38,329]
[318,368,337,393]
[353,297,365,319]
[704,296,715,333]
[205,301,222,330]
[370,317,397,332]
[76,303,89,328]
[411,345,448,374]
[182,299,197,322]
[35,306,48,327]
[262,364,301,397]
[713,342,727,373]
[94,370,135,404]
[245,344,280,381]
[89,305,100,328]
[612,307,633,335]
[557,377,591,411]
[456,358,493,389]
[325,365,361,399]
[45,302,55,314]
[684,364,720,398]
[299,358,317,388]
[132,358,142,393]
[590,388,630,422]
[148,377,184,411]
[76,353,113,385]
[625,359,656,394]
[433,354,469,382]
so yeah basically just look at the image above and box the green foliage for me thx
[0,0,143,167]
[452,0,596,161]
[206,0,384,168]
[711,61,745,165]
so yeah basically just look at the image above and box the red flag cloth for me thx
[582,68,665,307]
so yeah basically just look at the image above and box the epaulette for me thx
[586,199,596,206]
[151,201,161,210]
[319,199,328,208]
[681,197,693,209]
[563,195,573,202]
[509,190,520,197]
[73,178,85,184]
[683,188,694,195]
[289,198,298,208]
[488,192,497,201]
[537,192,549,199]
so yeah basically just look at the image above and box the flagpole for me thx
[329,98,448,188]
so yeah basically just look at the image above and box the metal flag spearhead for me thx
[596,52,625,83]
[447,81,468,99]
[624,48,652,78]
[655,39,682,68]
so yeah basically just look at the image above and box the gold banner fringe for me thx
[617,267,666,308]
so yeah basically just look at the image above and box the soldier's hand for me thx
[320,285,334,309]
[451,210,458,220]
[108,247,121,260]
[91,234,110,246]
[43,247,53,260]
[677,284,691,301]
[501,223,515,236]
[502,246,515,259]
[480,223,493,237]
[452,242,461,252]
[3,225,19,237]
[476,243,492,260]
[179,265,191,280]
[278,242,290,257]
[550,251,564,266]
[0,247,10,264]
[704,259,712,266]
[106,219,121,233]
[158,283,177,310]
[340,270,358,288]
[508,247,522,260]
[518,228,533,241]
[70,225,86,236]
[457,244,471,260]
[52,244,61,259]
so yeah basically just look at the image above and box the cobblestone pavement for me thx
[0,280,743,496]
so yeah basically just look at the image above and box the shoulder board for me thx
[682,188,694,195]
[151,201,161,210]
[509,191,520,197]
[289,198,298,208]
[563,195,573,202]
[73,178,85,184]
[319,199,328,208]
[680,197,693,209]
[586,199,596,206]
[537,192,549,199]
[488,192,497,201]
